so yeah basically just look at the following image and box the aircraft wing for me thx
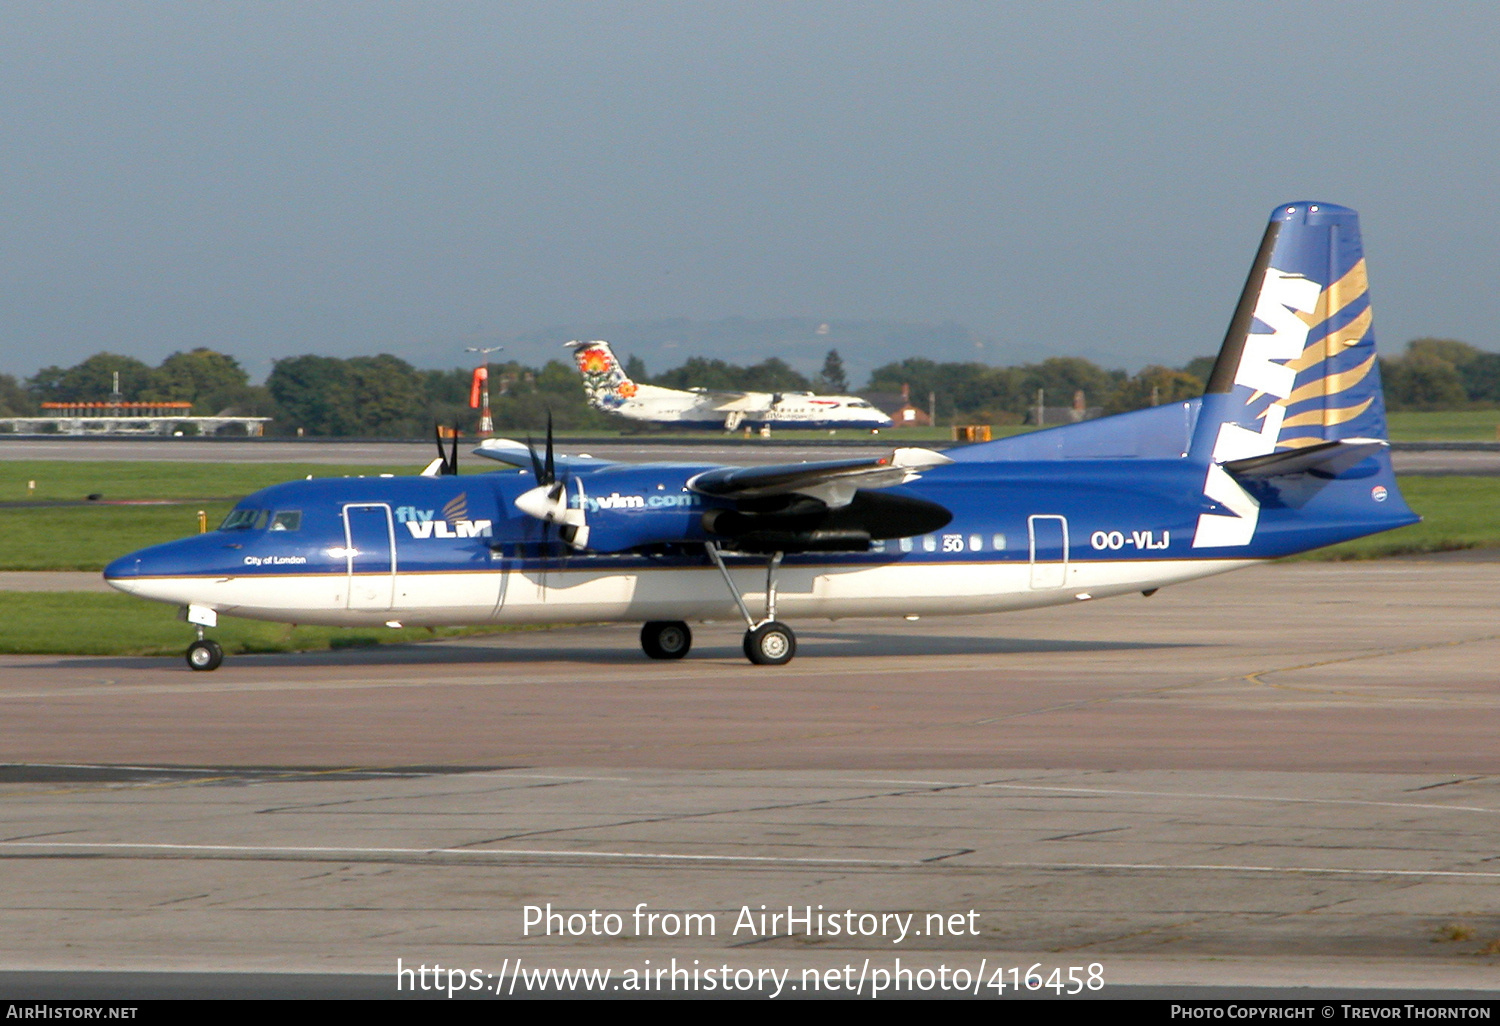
[689,448,952,509]
[471,438,618,473]
[691,391,767,412]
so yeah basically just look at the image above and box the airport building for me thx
[0,401,271,436]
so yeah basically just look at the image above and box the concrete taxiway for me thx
[0,436,889,467]
[4,436,1500,474]
[1,557,1498,994]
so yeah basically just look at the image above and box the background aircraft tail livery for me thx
[568,339,893,431]
[106,202,1418,668]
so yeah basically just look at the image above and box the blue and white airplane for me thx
[569,340,894,431]
[106,202,1418,670]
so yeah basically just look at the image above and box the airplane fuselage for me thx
[602,384,892,431]
[104,453,1404,630]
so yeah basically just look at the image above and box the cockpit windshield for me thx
[219,509,268,531]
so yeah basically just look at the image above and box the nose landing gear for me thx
[183,608,224,671]
[186,638,224,672]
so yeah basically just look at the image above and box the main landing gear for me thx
[706,543,797,666]
[743,619,795,666]
[641,620,692,660]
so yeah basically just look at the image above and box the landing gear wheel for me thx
[743,621,796,666]
[186,639,223,672]
[641,621,692,660]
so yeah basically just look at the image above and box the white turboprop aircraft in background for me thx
[567,340,893,431]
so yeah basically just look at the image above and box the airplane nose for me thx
[103,553,146,595]
[103,535,226,600]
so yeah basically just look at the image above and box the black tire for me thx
[743,621,796,666]
[641,621,692,660]
[186,639,223,672]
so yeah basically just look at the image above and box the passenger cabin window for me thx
[269,510,302,532]
[219,509,267,531]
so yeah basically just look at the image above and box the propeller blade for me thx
[448,426,459,475]
[544,411,555,486]
[525,434,545,483]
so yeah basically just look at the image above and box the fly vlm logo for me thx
[394,493,493,539]
[1193,267,1320,549]
[580,491,702,513]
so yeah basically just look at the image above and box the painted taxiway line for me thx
[849,778,1499,815]
[986,861,1500,880]
[974,781,1499,814]
[0,840,912,866]
[2,841,1497,881]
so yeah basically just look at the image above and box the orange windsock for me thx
[469,366,488,408]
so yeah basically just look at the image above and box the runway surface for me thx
[0,436,889,467]
[4,436,1500,474]
[1,558,1498,994]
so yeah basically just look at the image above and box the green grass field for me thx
[0,592,511,657]
[0,503,237,570]
[0,460,491,504]
[1287,476,1500,560]
[0,460,499,570]
[1384,410,1500,442]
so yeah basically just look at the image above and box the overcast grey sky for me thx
[3,1,1497,382]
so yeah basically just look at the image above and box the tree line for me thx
[0,338,1492,437]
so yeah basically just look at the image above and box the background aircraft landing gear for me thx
[743,620,795,665]
[185,638,223,672]
[641,620,692,660]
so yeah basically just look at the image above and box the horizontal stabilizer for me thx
[472,438,617,474]
[689,448,952,508]
[1223,437,1387,479]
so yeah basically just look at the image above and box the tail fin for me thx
[1194,202,1387,460]
[567,340,638,410]
[1192,202,1410,550]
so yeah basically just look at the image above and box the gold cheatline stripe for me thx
[1295,258,1368,327]
[1278,354,1375,408]
[1279,397,1373,430]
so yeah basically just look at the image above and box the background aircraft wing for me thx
[692,390,765,411]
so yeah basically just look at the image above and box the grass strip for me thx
[1289,476,1500,560]
[0,461,491,504]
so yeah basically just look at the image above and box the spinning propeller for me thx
[513,412,590,548]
